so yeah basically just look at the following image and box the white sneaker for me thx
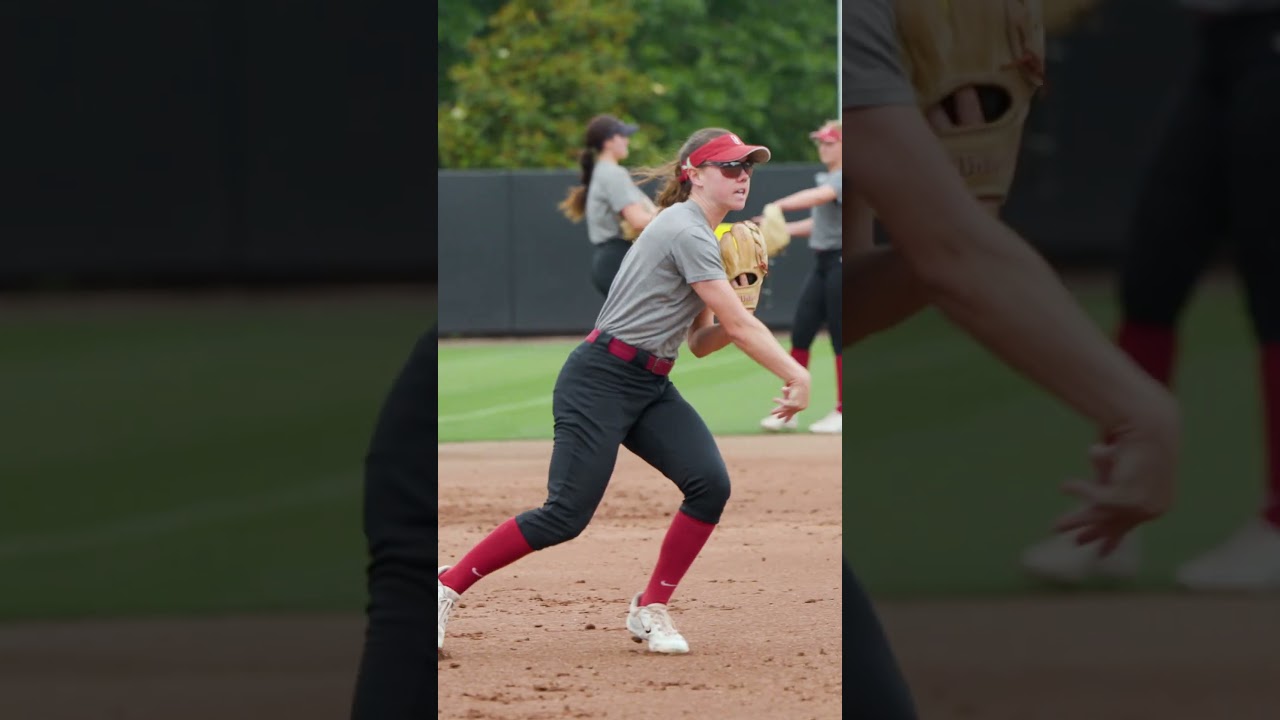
[626,592,690,654]
[808,410,842,435]
[438,566,460,652]
[1020,530,1141,585]
[760,413,798,433]
[1176,520,1280,591]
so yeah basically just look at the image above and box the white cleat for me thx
[438,565,460,653]
[626,592,690,654]
[1020,530,1141,585]
[1176,520,1280,592]
[760,413,798,433]
[808,410,842,435]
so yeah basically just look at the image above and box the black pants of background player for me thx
[845,557,919,719]
[590,237,631,297]
[350,326,437,720]
[792,249,843,353]
[1120,10,1280,336]
[1116,10,1280,522]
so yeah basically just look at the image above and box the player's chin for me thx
[728,192,748,210]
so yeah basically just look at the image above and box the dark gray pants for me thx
[350,326,437,720]
[791,249,844,353]
[515,335,732,550]
[845,557,918,719]
[1120,10,1280,342]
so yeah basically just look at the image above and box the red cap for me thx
[679,133,771,182]
[809,125,841,143]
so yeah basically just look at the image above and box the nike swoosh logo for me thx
[471,567,485,578]
[659,581,677,587]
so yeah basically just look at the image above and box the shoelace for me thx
[644,606,679,636]
[438,591,455,627]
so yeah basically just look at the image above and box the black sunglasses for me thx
[701,160,755,179]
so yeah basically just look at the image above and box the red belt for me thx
[585,329,675,376]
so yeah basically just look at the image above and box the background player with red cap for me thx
[438,127,811,658]
[755,119,845,435]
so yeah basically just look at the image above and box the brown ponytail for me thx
[557,149,595,223]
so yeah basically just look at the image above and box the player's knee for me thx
[518,506,595,549]
[681,463,732,522]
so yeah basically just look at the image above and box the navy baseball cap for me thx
[588,114,639,140]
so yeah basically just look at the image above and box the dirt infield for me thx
[2,434,1277,719]
[437,435,845,720]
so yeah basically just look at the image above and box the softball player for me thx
[840,0,1180,716]
[439,128,811,657]
[1022,0,1280,591]
[557,114,659,297]
[757,120,844,435]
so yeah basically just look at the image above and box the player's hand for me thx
[771,373,811,422]
[730,273,751,287]
[1053,418,1179,556]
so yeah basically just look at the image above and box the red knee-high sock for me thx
[640,511,717,606]
[791,347,810,368]
[439,518,534,596]
[1101,321,1178,445]
[835,354,843,413]
[1116,321,1177,386]
[1261,344,1280,529]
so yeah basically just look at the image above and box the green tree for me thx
[438,0,838,169]
[438,0,507,110]
[438,0,657,169]
[629,0,838,163]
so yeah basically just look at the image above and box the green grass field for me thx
[0,278,1265,620]
[437,334,842,443]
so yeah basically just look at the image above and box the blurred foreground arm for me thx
[841,103,1179,547]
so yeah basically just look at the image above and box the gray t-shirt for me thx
[594,200,727,359]
[809,170,843,251]
[842,0,916,110]
[586,161,650,245]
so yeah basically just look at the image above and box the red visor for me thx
[679,133,771,182]
[809,125,841,143]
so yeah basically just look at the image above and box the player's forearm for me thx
[787,219,813,237]
[688,323,734,357]
[842,246,931,345]
[724,317,808,383]
[912,220,1176,434]
[775,188,831,213]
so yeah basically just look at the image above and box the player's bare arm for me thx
[691,278,810,418]
[687,307,732,358]
[771,186,838,213]
[785,218,815,238]
[620,197,657,234]
[688,268,764,357]
[843,103,1179,539]
[843,245,930,344]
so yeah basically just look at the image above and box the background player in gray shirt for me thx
[439,128,812,659]
[755,119,846,435]
[558,114,659,297]
[839,0,1181,716]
